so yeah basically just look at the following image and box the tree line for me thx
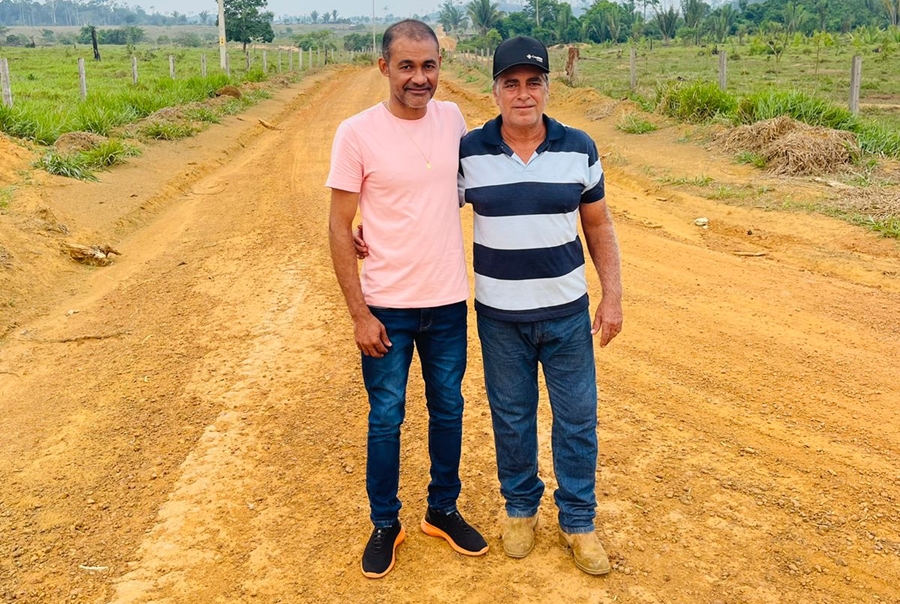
[439,0,900,49]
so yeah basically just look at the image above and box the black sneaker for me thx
[421,508,489,556]
[361,521,406,579]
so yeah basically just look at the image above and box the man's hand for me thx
[591,296,623,347]
[354,310,392,357]
[353,224,369,259]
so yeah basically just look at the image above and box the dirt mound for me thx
[53,131,108,154]
[554,86,621,121]
[0,135,33,185]
[215,85,242,98]
[719,116,860,176]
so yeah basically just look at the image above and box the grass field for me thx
[0,42,349,144]
[452,38,900,129]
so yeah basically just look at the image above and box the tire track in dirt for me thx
[1,65,899,604]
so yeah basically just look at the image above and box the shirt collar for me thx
[482,114,565,149]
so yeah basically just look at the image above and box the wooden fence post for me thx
[78,58,87,101]
[245,52,251,70]
[565,46,579,86]
[289,48,294,71]
[225,51,230,76]
[849,55,862,115]
[263,50,268,72]
[131,56,138,85]
[0,58,13,107]
[169,55,175,79]
[308,47,312,69]
[201,53,207,77]
[718,50,727,90]
[277,50,282,72]
[317,47,321,66]
[630,48,637,91]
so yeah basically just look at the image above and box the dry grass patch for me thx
[719,116,860,176]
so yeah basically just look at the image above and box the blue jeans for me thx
[361,301,467,528]
[477,311,598,534]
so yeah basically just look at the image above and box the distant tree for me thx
[322,11,331,23]
[654,4,679,40]
[198,10,211,25]
[467,0,502,35]
[221,0,275,51]
[332,9,338,22]
[883,0,899,26]
[708,5,736,42]
[310,10,319,23]
[439,1,467,37]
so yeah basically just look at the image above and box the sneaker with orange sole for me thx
[421,508,489,556]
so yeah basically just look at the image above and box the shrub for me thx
[617,113,657,134]
[656,81,737,123]
[735,90,858,131]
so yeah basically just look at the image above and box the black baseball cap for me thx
[492,36,550,79]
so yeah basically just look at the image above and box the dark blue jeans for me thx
[361,301,467,528]
[477,310,598,533]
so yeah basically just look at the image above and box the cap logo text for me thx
[526,54,544,63]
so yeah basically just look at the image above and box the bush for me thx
[656,81,737,123]
[616,113,657,134]
[735,90,857,130]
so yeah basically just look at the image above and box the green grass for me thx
[35,152,98,181]
[182,106,221,124]
[573,40,900,121]
[656,80,737,123]
[659,174,714,187]
[0,44,322,147]
[0,187,13,212]
[736,150,768,168]
[139,121,198,140]
[35,139,140,180]
[616,113,657,134]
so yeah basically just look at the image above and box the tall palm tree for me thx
[439,1,467,37]
[680,0,707,30]
[654,5,679,41]
[467,0,501,36]
[883,0,899,26]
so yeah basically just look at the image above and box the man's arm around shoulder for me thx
[329,188,391,357]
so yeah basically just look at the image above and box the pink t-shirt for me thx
[326,100,469,308]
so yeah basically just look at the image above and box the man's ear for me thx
[378,57,389,76]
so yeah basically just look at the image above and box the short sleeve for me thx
[581,137,605,203]
[325,121,363,193]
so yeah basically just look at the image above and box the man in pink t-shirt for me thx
[326,19,487,579]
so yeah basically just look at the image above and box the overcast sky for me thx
[123,0,684,20]
[125,0,481,19]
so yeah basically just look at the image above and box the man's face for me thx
[378,36,441,117]
[492,65,548,130]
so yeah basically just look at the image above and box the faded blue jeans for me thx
[361,301,467,528]
[477,310,598,533]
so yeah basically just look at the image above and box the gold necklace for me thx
[387,104,434,170]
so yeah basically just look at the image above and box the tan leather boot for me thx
[558,529,611,575]
[502,515,538,558]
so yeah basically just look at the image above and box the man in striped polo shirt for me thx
[459,36,623,575]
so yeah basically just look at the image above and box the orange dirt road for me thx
[1,66,899,604]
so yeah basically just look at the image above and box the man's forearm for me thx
[587,222,623,300]
[329,218,369,319]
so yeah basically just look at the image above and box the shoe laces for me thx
[370,527,390,553]
[444,511,473,534]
